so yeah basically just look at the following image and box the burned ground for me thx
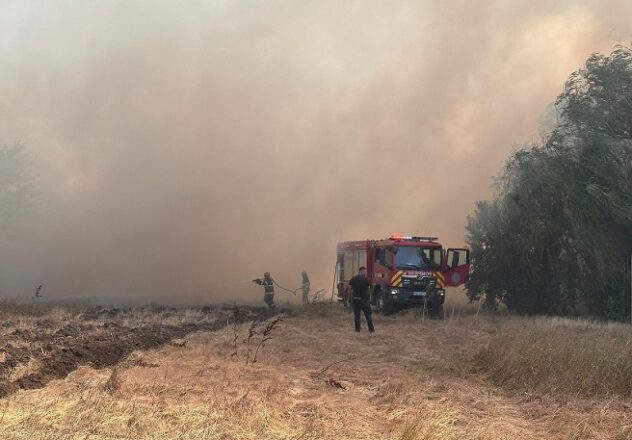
[0,305,282,399]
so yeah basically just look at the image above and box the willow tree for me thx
[467,46,632,318]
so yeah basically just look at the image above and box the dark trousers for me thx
[264,293,275,308]
[353,298,375,332]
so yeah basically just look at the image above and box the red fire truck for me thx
[335,235,469,316]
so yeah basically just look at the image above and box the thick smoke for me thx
[0,1,630,303]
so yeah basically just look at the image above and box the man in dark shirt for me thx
[348,266,375,333]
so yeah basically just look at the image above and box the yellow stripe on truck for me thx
[391,271,403,287]
[434,272,445,288]
[390,271,403,283]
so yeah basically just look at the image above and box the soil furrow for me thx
[0,305,284,398]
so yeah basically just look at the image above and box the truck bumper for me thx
[383,288,445,308]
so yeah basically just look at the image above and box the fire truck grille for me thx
[402,277,436,290]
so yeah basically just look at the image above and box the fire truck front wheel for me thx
[429,304,444,319]
[375,295,385,313]
[373,291,393,314]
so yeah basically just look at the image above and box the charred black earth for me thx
[0,305,284,398]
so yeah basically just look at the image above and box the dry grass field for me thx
[0,295,631,439]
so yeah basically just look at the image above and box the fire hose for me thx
[272,280,298,296]
[272,280,326,298]
[252,278,327,300]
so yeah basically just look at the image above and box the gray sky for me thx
[0,1,630,303]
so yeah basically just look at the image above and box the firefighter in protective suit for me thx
[253,272,275,308]
[301,271,310,304]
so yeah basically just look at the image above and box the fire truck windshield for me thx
[394,246,441,270]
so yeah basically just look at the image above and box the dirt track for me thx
[0,305,281,398]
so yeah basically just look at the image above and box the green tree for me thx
[467,46,632,319]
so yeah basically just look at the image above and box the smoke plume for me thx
[0,0,630,303]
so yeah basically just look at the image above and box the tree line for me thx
[467,45,632,319]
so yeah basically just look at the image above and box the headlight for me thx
[390,289,399,295]
[438,289,445,296]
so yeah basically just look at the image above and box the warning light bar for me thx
[389,235,438,242]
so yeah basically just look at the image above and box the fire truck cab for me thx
[335,235,469,316]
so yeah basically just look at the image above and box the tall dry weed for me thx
[474,317,632,397]
[398,410,512,440]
